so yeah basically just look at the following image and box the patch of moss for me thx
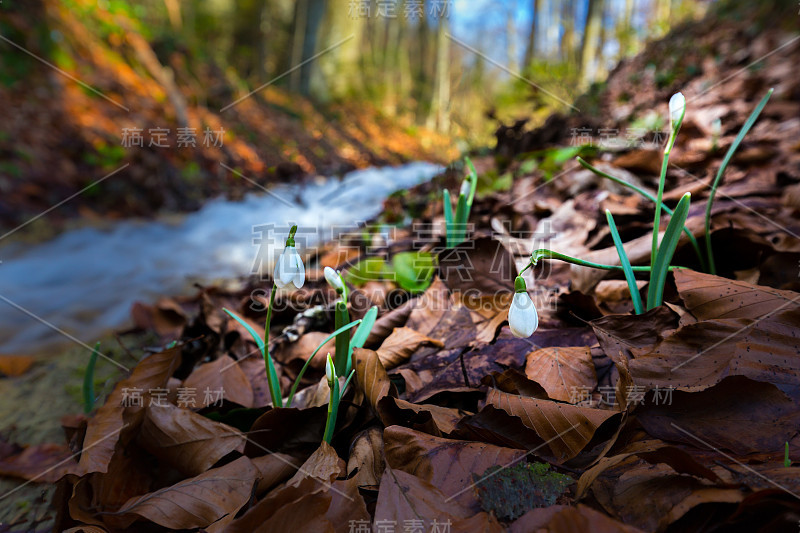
[473,462,572,521]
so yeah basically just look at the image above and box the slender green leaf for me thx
[285,318,363,407]
[705,88,773,274]
[392,251,435,293]
[223,307,282,406]
[647,193,691,310]
[83,342,100,414]
[577,156,706,271]
[323,376,340,444]
[606,211,644,315]
[453,192,468,245]
[443,188,453,248]
[465,156,478,207]
[348,306,377,375]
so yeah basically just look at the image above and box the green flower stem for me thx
[323,378,340,444]
[576,157,706,271]
[263,283,282,407]
[334,300,350,377]
[83,342,100,414]
[530,249,677,273]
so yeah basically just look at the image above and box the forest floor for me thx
[0,0,457,243]
[1,1,800,532]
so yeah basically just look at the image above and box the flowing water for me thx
[0,162,443,355]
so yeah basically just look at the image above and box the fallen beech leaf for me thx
[525,346,597,402]
[325,475,371,531]
[182,355,254,408]
[374,466,501,531]
[139,403,245,476]
[0,442,72,482]
[284,441,344,488]
[273,331,335,368]
[244,405,328,457]
[486,389,621,461]
[0,355,36,376]
[376,327,443,369]
[576,440,719,500]
[364,298,416,347]
[629,308,800,391]
[438,237,517,296]
[674,269,800,320]
[251,453,303,494]
[637,376,800,455]
[104,456,258,530]
[346,427,385,488]
[547,504,645,533]
[384,425,526,513]
[77,345,181,475]
[591,307,680,365]
[353,347,397,422]
[379,397,467,436]
[591,460,743,531]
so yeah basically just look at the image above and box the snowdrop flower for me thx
[273,226,305,289]
[669,92,685,131]
[324,266,344,293]
[508,276,538,338]
[459,178,470,197]
[325,353,336,388]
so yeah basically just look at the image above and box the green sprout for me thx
[443,157,478,248]
[785,442,791,468]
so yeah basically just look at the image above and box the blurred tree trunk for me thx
[163,0,181,30]
[579,0,603,87]
[313,0,364,100]
[427,17,450,132]
[289,0,325,96]
[523,0,541,70]
[560,0,576,63]
[619,0,635,57]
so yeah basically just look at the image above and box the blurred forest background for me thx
[0,0,762,234]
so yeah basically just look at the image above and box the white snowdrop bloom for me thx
[669,92,685,129]
[324,266,344,292]
[273,245,305,288]
[508,276,538,338]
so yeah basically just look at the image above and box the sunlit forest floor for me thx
[0,0,799,531]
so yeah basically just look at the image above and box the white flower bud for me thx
[669,92,685,129]
[324,266,344,292]
[459,179,470,197]
[325,353,335,387]
[273,245,305,288]
[509,276,538,338]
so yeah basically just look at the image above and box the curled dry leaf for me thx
[102,456,259,531]
[379,397,467,436]
[181,355,255,408]
[138,403,245,476]
[636,376,800,455]
[346,426,385,488]
[675,268,800,320]
[524,346,597,403]
[77,345,181,476]
[353,347,398,422]
[376,326,444,369]
[384,425,527,513]
[629,307,800,391]
[485,389,621,462]
[374,466,502,532]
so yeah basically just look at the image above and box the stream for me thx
[0,162,443,355]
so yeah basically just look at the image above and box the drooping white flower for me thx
[324,266,344,292]
[508,276,538,338]
[669,92,685,130]
[273,245,305,288]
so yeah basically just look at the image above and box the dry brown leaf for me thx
[251,453,302,494]
[353,347,397,421]
[379,397,467,436]
[138,403,245,476]
[376,327,443,369]
[629,307,800,391]
[674,269,800,320]
[346,427,385,488]
[181,355,255,408]
[0,355,36,376]
[384,425,526,513]
[525,346,597,403]
[0,442,72,483]
[374,466,501,532]
[485,389,621,462]
[103,456,258,530]
[77,345,181,476]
